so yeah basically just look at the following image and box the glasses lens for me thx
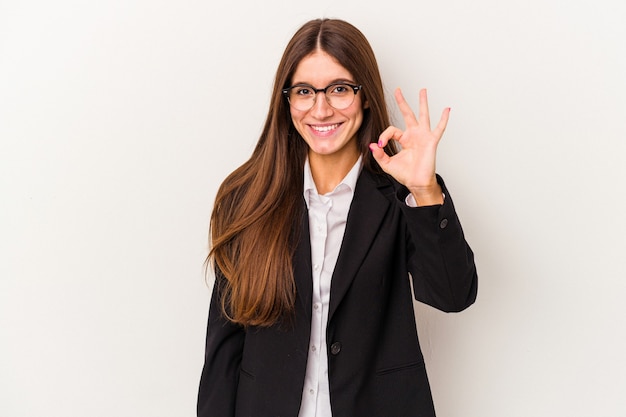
[289,86,315,111]
[326,84,355,110]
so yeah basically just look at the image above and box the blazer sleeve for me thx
[197,271,245,417]
[398,175,478,312]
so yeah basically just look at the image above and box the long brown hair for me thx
[208,18,397,327]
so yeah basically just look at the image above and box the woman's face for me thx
[288,50,365,164]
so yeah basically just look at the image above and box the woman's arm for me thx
[371,88,477,312]
[399,176,478,312]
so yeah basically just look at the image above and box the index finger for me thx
[394,88,418,128]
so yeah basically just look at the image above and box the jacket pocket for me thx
[239,367,255,380]
[371,360,435,416]
[376,361,425,376]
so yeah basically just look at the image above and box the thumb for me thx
[369,142,389,169]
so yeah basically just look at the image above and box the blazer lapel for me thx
[294,200,313,322]
[328,170,393,321]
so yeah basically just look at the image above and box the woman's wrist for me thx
[408,184,444,206]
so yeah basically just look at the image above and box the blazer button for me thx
[439,218,449,229]
[330,342,342,355]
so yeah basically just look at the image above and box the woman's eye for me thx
[331,85,349,94]
[295,87,313,96]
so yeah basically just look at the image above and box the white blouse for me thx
[298,156,362,417]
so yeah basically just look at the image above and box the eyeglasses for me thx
[282,82,363,111]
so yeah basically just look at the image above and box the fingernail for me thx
[377,140,383,147]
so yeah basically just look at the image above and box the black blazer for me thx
[198,170,478,417]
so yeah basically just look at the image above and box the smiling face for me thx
[288,50,366,166]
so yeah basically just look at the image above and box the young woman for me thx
[198,18,478,417]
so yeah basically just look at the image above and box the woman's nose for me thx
[309,92,334,118]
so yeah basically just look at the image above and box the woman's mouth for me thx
[310,123,341,135]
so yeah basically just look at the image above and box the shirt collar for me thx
[303,155,363,209]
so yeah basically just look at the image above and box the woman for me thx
[198,18,477,417]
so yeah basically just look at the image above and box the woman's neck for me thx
[308,149,360,195]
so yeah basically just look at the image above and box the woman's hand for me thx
[370,88,449,206]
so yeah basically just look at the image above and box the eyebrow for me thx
[289,78,357,87]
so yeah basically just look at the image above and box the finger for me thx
[433,107,451,139]
[377,125,403,148]
[369,142,391,169]
[394,88,418,128]
[418,88,431,130]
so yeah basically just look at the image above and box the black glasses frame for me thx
[282,82,363,109]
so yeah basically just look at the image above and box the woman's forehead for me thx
[291,51,355,86]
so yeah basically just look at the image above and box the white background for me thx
[1,0,625,416]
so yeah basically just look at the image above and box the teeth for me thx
[311,124,339,132]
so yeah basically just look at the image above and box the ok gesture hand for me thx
[369,88,449,206]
